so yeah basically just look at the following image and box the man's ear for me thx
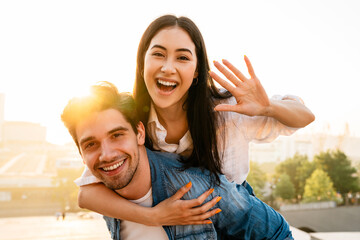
[136,121,145,145]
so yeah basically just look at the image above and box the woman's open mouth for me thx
[156,79,177,92]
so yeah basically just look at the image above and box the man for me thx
[61,82,293,240]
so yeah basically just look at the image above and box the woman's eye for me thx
[152,52,164,57]
[178,55,190,61]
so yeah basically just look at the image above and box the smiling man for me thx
[61,82,293,240]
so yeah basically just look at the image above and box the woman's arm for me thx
[78,182,220,226]
[265,98,315,128]
[210,56,315,127]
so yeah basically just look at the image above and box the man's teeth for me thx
[102,161,124,171]
[157,79,177,86]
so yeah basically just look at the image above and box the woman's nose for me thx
[161,59,176,74]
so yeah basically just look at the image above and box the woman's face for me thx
[144,26,198,111]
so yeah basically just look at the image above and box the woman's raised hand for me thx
[209,56,270,117]
[150,182,222,226]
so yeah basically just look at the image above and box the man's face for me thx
[75,108,144,190]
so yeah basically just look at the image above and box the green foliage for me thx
[247,161,267,199]
[274,173,295,200]
[303,168,337,203]
[275,153,315,201]
[296,158,317,199]
[314,150,360,197]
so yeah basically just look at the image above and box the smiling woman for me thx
[144,27,198,112]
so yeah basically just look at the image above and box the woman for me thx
[76,15,315,226]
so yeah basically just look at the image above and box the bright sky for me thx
[1,0,359,145]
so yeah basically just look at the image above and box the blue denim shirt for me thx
[104,149,293,240]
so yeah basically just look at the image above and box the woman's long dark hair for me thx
[133,15,231,183]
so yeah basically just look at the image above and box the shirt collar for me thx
[148,103,165,131]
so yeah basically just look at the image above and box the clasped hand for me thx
[151,182,222,226]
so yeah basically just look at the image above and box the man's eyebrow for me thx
[79,136,95,147]
[108,126,128,135]
[79,127,128,146]
[150,44,193,55]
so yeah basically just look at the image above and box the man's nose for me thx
[161,59,176,74]
[99,141,117,162]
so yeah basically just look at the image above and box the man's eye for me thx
[112,133,123,139]
[85,142,96,149]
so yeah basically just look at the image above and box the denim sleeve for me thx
[103,215,120,240]
[213,177,293,240]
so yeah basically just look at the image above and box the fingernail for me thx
[186,182,192,188]
[209,188,214,194]
[215,209,222,214]
[216,196,222,203]
[206,220,212,224]
[213,60,216,64]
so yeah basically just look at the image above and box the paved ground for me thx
[281,205,360,232]
[2,213,357,240]
[0,213,110,240]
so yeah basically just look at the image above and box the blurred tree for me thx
[275,154,315,201]
[314,150,360,202]
[296,159,317,200]
[274,173,295,201]
[247,161,266,199]
[303,168,337,203]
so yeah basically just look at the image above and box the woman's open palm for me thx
[210,56,270,117]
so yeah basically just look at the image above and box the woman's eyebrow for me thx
[176,48,193,55]
[150,44,166,51]
[150,44,193,55]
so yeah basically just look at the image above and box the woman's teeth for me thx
[157,79,177,92]
[102,161,124,171]
[157,79,177,87]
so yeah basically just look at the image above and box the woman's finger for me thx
[209,70,236,94]
[179,188,215,209]
[221,59,248,82]
[244,55,256,78]
[178,207,222,225]
[169,181,192,201]
[189,195,222,215]
[189,208,222,222]
[214,104,241,113]
[213,60,242,87]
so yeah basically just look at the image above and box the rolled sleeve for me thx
[74,166,102,186]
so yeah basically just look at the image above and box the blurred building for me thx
[0,93,4,145]
[2,121,46,144]
[249,130,360,163]
[0,143,83,217]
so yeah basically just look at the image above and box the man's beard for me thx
[102,166,137,190]
[94,151,139,190]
